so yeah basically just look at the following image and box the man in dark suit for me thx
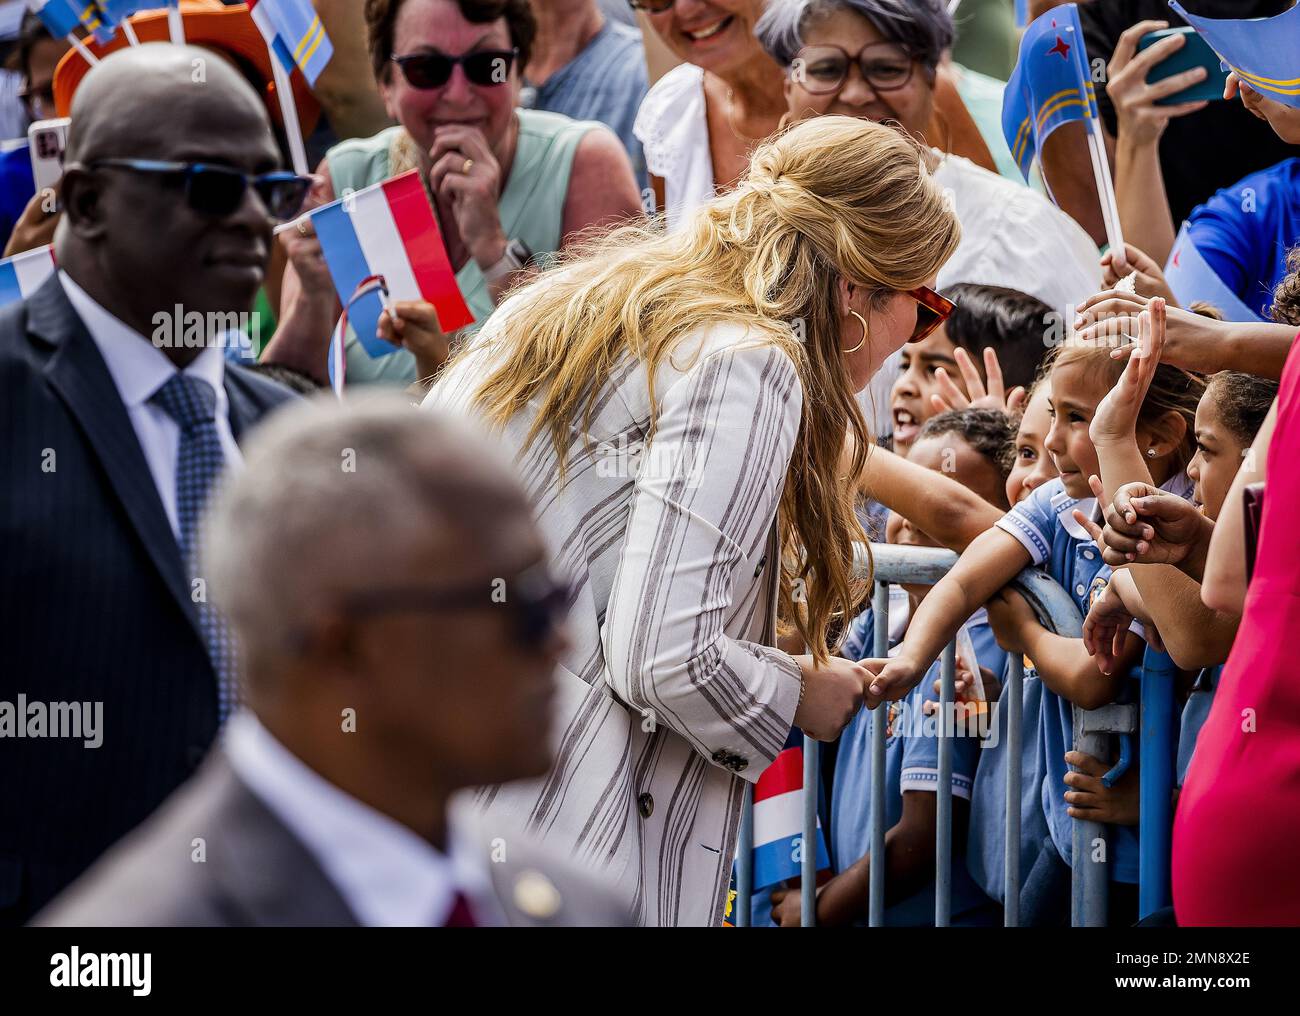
[36,398,631,927]
[0,43,307,923]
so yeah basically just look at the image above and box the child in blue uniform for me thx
[771,409,1013,926]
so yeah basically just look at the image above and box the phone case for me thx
[1137,27,1230,107]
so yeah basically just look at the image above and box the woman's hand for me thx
[930,346,1027,416]
[278,174,336,300]
[1226,71,1300,144]
[1101,243,1178,306]
[985,588,1039,658]
[1089,298,1166,450]
[792,655,871,741]
[378,299,451,382]
[1106,21,1209,148]
[3,190,59,258]
[1064,750,1140,825]
[428,124,507,268]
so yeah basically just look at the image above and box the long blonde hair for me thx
[464,115,960,661]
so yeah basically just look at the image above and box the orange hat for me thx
[52,0,321,137]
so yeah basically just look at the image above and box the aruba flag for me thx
[748,730,831,892]
[1164,222,1264,323]
[1002,3,1097,181]
[309,169,472,359]
[1170,1,1300,110]
[248,0,333,86]
[27,0,105,39]
[0,244,56,308]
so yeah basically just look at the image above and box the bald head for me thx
[66,43,270,163]
[204,394,542,669]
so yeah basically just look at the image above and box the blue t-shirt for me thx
[1177,666,1220,787]
[1187,157,1300,319]
[520,20,648,189]
[966,654,1051,903]
[994,477,1140,883]
[830,604,1002,925]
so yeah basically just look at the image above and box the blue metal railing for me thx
[735,543,1175,928]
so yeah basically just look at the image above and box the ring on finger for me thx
[462,158,474,175]
[296,218,310,238]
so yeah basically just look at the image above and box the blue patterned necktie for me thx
[150,373,237,723]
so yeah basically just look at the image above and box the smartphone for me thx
[28,116,70,196]
[1136,27,1229,107]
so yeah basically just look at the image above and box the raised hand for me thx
[1100,243,1178,306]
[1089,298,1166,450]
[1073,475,1211,568]
[930,346,1027,416]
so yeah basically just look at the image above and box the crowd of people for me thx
[2,0,1299,928]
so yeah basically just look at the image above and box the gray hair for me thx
[202,393,527,663]
[755,0,954,72]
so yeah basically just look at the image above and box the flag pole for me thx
[65,33,99,64]
[1084,118,1125,258]
[268,52,309,175]
[167,2,185,44]
[121,20,139,45]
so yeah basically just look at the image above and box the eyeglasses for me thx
[341,563,572,652]
[791,43,916,95]
[907,286,955,343]
[390,48,519,90]
[82,159,311,221]
[626,0,675,11]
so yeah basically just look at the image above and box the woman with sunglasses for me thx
[755,0,1102,439]
[264,0,642,388]
[424,115,960,926]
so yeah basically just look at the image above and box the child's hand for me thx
[929,346,1027,417]
[1100,243,1177,306]
[1075,476,1209,567]
[986,588,1038,657]
[769,886,804,927]
[1064,751,1140,826]
[925,663,999,718]
[860,655,927,707]
[1088,298,1166,450]
[378,299,452,382]
[1081,579,1135,675]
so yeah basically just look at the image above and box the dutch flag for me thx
[309,169,472,372]
[750,730,831,891]
[0,244,56,308]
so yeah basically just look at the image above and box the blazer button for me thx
[637,792,654,819]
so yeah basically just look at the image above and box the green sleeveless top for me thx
[328,108,595,385]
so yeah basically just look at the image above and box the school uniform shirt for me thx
[1185,158,1300,319]
[830,607,1003,925]
[1176,666,1221,787]
[994,477,1141,883]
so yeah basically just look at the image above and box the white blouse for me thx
[633,63,715,232]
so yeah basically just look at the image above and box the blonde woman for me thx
[424,115,960,926]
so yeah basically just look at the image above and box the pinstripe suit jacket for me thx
[0,276,296,925]
[425,311,805,926]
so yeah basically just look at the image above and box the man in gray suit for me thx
[35,396,629,927]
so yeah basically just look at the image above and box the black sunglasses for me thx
[342,564,572,651]
[390,48,519,90]
[83,159,311,221]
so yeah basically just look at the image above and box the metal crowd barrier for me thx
[735,543,1175,928]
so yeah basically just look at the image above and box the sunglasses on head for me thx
[83,158,311,221]
[906,286,955,343]
[390,47,519,90]
[341,563,572,652]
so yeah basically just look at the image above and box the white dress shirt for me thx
[223,711,499,927]
[60,271,242,541]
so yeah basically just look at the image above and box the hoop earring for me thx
[842,310,868,354]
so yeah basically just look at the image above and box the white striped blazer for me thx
[424,310,805,926]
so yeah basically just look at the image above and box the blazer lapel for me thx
[223,370,259,445]
[32,276,202,643]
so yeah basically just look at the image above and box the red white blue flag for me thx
[0,244,55,307]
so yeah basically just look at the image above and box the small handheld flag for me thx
[308,170,473,364]
[1164,222,1265,323]
[1003,3,1124,255]
[247,0,332,87]
[0,244,56,307]
[1169,2,1300,110]
[27,0,103,60]
[747,730,831,892]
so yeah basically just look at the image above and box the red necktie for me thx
[443,891,477,928]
